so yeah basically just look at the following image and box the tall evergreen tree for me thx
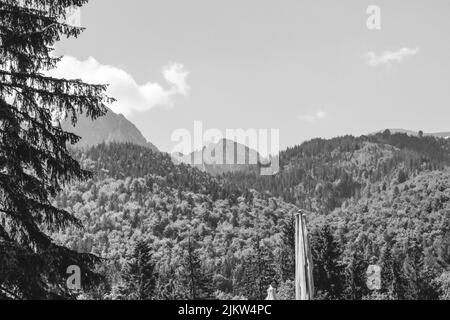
[344,248,369,300]
[240,238,276,300]
[119,241,157,300]
[379,242,395,298]
[181,236,212,300]
[240,253,259,299]
[310,225,345,299]
[0,0,112,299]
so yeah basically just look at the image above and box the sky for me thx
[55,0,450,153]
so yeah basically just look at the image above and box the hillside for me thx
[62,108,158,151]
[223,132,450,213]
[307,169,450,299]
[54,139,450,300]
[56,143,297,300]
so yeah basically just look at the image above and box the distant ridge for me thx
[371,129,450,139]
[62,108,158,151]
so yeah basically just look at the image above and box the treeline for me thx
[223,131,450,213]
[72,143,249,203]
[56,141,450,300]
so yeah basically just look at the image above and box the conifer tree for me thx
[344,248,369,300]
[311,225,344,299]
[240,238,276,300]
[255,241,277,299]
[181,236,212,300]
[119,241,157,300]
[240,253,259,299]
[379,242,397,299]
[0,0,112,299]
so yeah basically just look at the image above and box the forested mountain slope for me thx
[54,136,450,300]
[307,169,450,300]
[55,143,297,299]
[224,131,450,213]
[72,143,244,201]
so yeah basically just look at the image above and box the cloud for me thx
[163,62,190,95]
[48,56,190,116]
[365,47,419,68]
[298,110,328,123]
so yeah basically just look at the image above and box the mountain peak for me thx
[62,108,158,151]
[173,138,268,176]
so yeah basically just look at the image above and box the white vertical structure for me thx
[295,211,314,300]
[265,285,277,300]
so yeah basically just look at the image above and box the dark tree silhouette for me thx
[0,0,112,299]
[310,225,344,299]
[181,236,212,300]
[119,241,157,300]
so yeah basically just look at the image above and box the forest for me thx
[51,135,450,300]
[1,0,449,301]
